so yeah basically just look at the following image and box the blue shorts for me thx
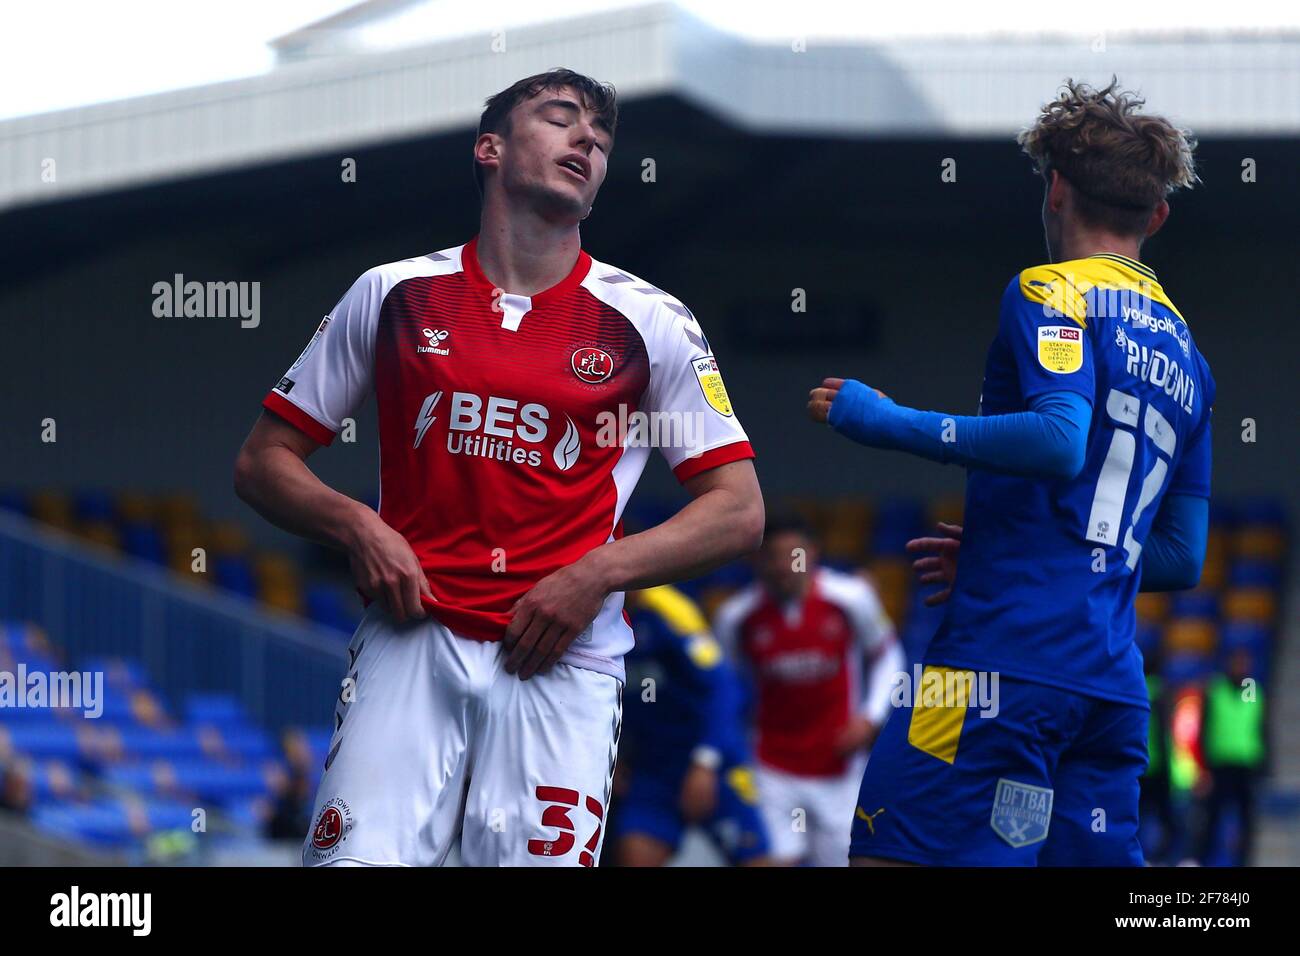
[618,763,770,864]
[850,667,1148,866]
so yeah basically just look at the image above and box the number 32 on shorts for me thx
[528,786,606,866]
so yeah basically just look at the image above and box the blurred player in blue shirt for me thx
[809,79,1213,866]
[612,585,770,866]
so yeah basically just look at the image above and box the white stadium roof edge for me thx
[2,1,1297,211]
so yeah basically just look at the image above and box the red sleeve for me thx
[263,392,336,446]
[671,440,755,483]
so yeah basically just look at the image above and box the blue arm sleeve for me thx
[828,382,1091,481]
[701,666,748,762]
[1138,494,1209,592]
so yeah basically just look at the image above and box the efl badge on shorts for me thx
[310,797,354,860]
[691,355,734,417]
[1037,325,1083,374]
[990,778,1053,848]
[572,347,614,384]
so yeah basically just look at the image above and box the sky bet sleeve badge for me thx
[692,355,734,417]
[1037,325,1084,374]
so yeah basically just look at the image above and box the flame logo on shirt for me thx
[553,416,581,471]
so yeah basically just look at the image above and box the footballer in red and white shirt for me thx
[714,515,903,866]
[234,69,764,867]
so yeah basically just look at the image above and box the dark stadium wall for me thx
[1,228,1294,547]
[1,125,1296,550]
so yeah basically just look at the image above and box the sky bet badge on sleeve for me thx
[1037,325,1083,374]
[692,355,734,416]
[990,778,1053,848]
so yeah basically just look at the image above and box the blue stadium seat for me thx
[213,726,277,760]
[168,760,277,803]
[222,796,270,831]
[25,759,81,801]
[1168,590,1218,619]
[1,722,85,760]
[304,584,360,634]
[1232,497,1286,528]
[1163,652,1214,685]
[183,693,250,727]
[31,802,135,848]
[101,764,161,793]
[213,556,258,598]
[1134,621,1162,657]
[73,491,116,524]
[91,689,148,724]
[1228,560,1282,589]
[121,523,168,565]
[872,498,927,555]
[83,656,151,690]
[114,726,211,762]
[144,799,201,832]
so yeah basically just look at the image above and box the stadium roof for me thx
[2,1,1298,211]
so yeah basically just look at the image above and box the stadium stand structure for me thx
[1,492,1286,863]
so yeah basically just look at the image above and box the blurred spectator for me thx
[1197,648,1268,865]
[1138,650,1180,864]
[267,766,314,842]
[715,514,904,866]
[0,760,34,816]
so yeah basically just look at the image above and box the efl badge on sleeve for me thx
[990,778,1053,848]
[291,316,331,371]
[1037,326,1083,374]
[691,355,734,417]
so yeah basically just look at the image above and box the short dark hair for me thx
[1018,77,1198,237]
[473,68,618,196]
[762,511,815,548]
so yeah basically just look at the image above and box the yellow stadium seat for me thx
[115,492,156,524]
[1222,587,1278,625]
[928,495,965,528]
[1163,618,1217,655]
[164,518,209,564]
[261,581,303,615]
[1198,553,1228,591]
[210,521,251,557]
[1233,526,1286,563]
[255,552,298,586]
[822,499,872,560]
[169,544,212,580]
[79,520,121,553]
[1135,592,1170,625]
[156,495,202,539]
[30,491,75,531]
[865,557,910,625]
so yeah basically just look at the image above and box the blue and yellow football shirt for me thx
[926,254,1215,707]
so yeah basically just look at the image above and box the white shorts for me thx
[304,606,623,867]
[755,757,865,867]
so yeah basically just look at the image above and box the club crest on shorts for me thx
[571,347,614,384]
[990,778,1053,848]
[310,797,354,860]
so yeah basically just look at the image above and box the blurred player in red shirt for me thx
[715,515,903,865]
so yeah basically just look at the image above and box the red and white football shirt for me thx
[263,238,753,680]
[715,568,900,777]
